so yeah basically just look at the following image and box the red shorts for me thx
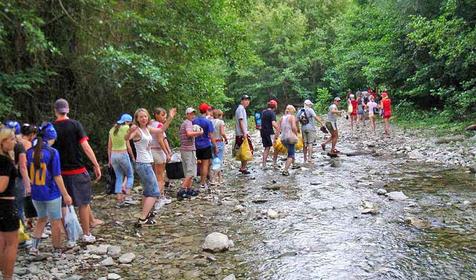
[235,135,254,154]
[383,112,392,119]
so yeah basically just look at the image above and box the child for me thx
[27,123,73,255]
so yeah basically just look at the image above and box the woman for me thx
[356,92,364,126]
[0,126,19,280]
[108,114,135,206]
[210,109,227,185]
[367,96,378,133]
[26,123,73,255]
[150,108,172,208]
[380,91,392,135]
[349,94,358,130]
[125,108,176,226]
[275,105,298,176]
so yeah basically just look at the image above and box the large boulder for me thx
[202,232,234,252]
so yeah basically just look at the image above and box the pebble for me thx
[223,274,236,280]
[267,209,279,219]
[118,253,136,264]
[233,205,245,213]
[100,257,115,266]
[376,188,387,195]
[387,191,408,201]
[107,273,122,280]
[107,246,122,257]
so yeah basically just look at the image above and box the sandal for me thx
[331,149,341,154]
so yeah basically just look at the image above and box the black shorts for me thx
[0,199,20,232]
[260,132,273,148]
[196,147,212,160]
[63,172,92,207]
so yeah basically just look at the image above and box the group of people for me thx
[0,91,392,279]
[346,88,392,135]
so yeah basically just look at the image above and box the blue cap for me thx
[117,114,133,124]
[4,120,21,135]
[39,122,57,141]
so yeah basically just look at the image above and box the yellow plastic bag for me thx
[236,138,253,161]
[295,134,304,151]
[18,220,30,243]
[273,138,288,155]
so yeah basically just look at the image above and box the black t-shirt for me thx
[14,142,25,165]
[52,119,88,171]
[0,154,17,197]
[261,109,276,136]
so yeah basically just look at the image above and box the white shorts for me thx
[151,149,167,164]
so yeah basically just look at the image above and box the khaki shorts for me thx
[180,150,197,178]
[301,129,316,145]
[152,149,167,164]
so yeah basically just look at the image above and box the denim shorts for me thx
[111,152,134,193]
[63,172,92,207]
[135,162,161,198]
[283,141,296,158]
[212,141,225,162]
[33,197,62,220]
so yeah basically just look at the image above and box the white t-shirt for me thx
[235,104,247,136]
[327,104,338,123]
[367,101,378,116]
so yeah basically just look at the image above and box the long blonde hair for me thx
[285,105,296,115]
[134,108,151,127]
[0,127,15,159]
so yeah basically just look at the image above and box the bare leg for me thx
[331,130,339,151]
[79,205,91,236]
[140,197,157,220]
[200,159,210,185]
[0,231,18,280]
[50,219,63,249]
[32,217,48,240]
[262,147,271,167]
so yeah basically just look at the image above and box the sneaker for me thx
[161,197,172,205]
[177,189,190,201]
[147,210,157,219]
[18,240,32,249]
[137,217,157,227]
[187,189,200,197]
[154,200,163,210]
[52,249,64,259]
[66,240,77,249]
[200,184,209,190]
[116,201,127,208]
[29,247,39,256]
[41,232,49,239]
[82,234,96,243]
[291,164,300,170]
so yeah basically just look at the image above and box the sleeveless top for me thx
[280,115,293,139]
[134,127,153,163]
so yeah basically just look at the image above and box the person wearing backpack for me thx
[296,100,325,163]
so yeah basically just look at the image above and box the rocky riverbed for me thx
[13,120,475,279]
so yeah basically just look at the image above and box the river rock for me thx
[435,135,465,144]
[107,246,121,257]
[376,188,387,195]
[267,209,279,219]
[387,191,408,201]
[469,165,476,174]
[202,232,234,252]
[87,245,109,255]
[233,205,245,213]
[223,274,236,280]
[100,257,115,266]
[408,150,423,159]
[361,201,378,215]
[118,253,136,264]
[404,217,431,229]
[107,273,121,280]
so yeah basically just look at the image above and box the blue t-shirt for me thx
[192,116,214,149]
[26,145,62,201]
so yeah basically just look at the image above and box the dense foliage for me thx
[1,0,474,160]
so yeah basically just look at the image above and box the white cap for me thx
[185,107,196,114]
[304,99,313,106]
[334,97,341,101]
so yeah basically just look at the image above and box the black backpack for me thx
[299,109,310,125]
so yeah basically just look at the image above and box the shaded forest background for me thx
[1,0,475,160]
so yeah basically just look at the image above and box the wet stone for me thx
[223,274,236,280]
[387,191,408,201]
[107,273,121,280]
[376,188,387,195]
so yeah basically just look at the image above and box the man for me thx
[192,103,216,190]
[297,100,325,163]
[52,98,101,244]
[321,97,342,157]
[260,100,279,168]
[235,95,252,174]
[177,107,203,199]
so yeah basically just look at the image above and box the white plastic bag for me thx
[170,153,182,163]
[64,206,83,242]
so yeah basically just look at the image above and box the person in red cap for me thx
[260,100,279,168]
[192,103,217,190]
[380,91,392,135]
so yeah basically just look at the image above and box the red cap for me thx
[268,100,278,108]
[199,103,211,113]
[381,92,388,98]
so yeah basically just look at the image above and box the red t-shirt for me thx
[351,100,358,115]
[382,98,392,117]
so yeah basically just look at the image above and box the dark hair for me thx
[33,134,44,169]
[21,124,38,136]
[154,107,166,116]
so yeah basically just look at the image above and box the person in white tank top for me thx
[125,107,176,226]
